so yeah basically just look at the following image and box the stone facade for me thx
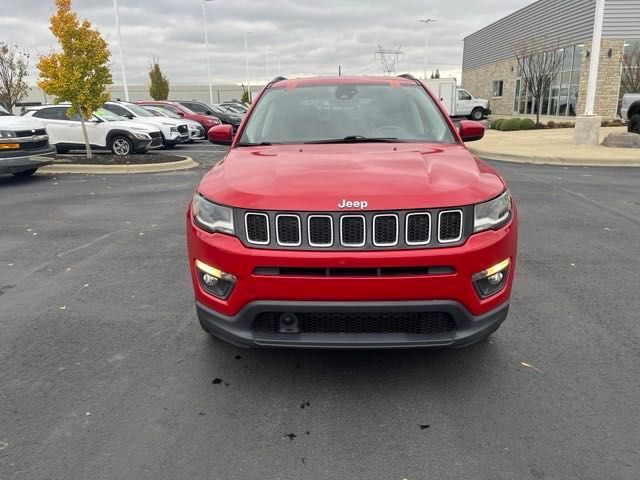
[461,59,518,115]
[462,38,626,118]
[575,39,625,117]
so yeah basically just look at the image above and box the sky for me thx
[1,0,533,86]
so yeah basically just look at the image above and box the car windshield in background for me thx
[152,107,181,119]
[239,83,455,145]
[126,103,155,117]
[94,108,124,122]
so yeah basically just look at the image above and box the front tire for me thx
[12,168,37,177]
[628,114,640,134]
[471,108,484,121]
[110,136,133,156]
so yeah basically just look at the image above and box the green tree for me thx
[148,57,169,100]
[37,0,112,158]
[0,42,30,111]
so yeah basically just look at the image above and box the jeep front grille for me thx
[239,208,469,250]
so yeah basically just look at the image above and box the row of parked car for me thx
[0,99,248,177]
[22,99,248,156]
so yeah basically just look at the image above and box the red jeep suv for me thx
[187,75,517,348]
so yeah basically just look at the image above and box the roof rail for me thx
[265,76,287,89]
[397,73,422,85]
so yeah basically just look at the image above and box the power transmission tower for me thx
[375,45,404,76]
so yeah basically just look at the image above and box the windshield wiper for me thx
[236,141,274,146]
[304,135,399,144]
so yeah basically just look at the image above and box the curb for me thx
[467,148,640,168]
[39,156,199,175]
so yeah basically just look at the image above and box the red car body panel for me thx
[187,76,518,348]
[134,100,221,131]
[197,143,506,211]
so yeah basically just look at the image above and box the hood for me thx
[198,143,505,211]
[0,115,46,131]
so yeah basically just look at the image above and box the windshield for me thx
[150,107,181,119]
[238,83,455,145]
[94,107,124,122]
[125,103,155,117]
[0,105,11,116]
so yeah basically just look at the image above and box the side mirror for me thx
[124,113,134,119]
[176,111,184,117]
[206,110,213,115]
[90,116,102,123]
[458,120,485,142]
[208,124,234,145]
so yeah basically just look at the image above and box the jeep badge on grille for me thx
[337,199,368,209]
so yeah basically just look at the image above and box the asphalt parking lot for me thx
[1,142,639,479]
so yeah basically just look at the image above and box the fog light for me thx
[473,258,510,299]
[195,259,236,299]
[487,271,504,285]
[0,143,20,150]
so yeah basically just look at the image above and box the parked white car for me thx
[0,105,54,176]
[24,105,163,155]
[142,105,206,141]
[102,101,189,146]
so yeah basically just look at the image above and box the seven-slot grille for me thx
[242,209,467,250]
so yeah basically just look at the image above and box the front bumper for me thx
[197,300,508,349]
[0,146,55,174]
[187,207,517,348]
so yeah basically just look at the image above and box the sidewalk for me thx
[467,126,640,167]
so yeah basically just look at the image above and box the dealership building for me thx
[461,0,640,118]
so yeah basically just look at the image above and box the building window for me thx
[493,80,504,97]
[513,44,583,117]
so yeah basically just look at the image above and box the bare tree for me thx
[621,43,640,94]
[514,38,564,125]
[0,42,30,111]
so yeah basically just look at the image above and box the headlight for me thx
[0,130,17,139]
[192,194,234,234]
[474,190,512,232]
[133,132,151,139]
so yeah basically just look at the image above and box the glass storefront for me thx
[513,44,582,117]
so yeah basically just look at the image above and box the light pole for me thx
[202,0,215,105]
[113,0,129,101]
[574,0,605,145]
[584,0,606,115]
[419,18,436,80]
[244,31,252,102]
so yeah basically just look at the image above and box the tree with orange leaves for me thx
[37,0,112,158]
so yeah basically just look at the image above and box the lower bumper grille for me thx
[253,311,455,335]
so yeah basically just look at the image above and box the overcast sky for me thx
[2,0,532,86]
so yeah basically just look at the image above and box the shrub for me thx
[560,121,575,128]
[519,118,536,130]
[547,120,557,129]
[499,118,522,131]
[490,119,505,130]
